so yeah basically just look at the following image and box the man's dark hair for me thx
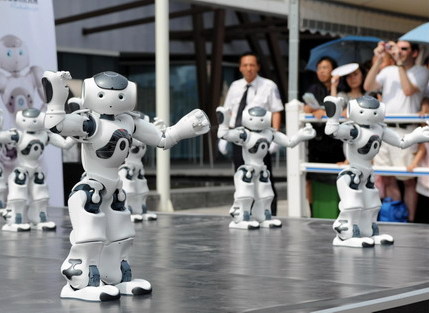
[316,56,337,69]
[239,52,260,65]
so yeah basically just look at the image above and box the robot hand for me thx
[42,71,72,129]
[324,96,344,135]
[297,123,316,141]
[287,123,316,148]
[161,109,210,149]
[268,142,280,154]
[401,124,429,148]
[216,106,232,127]
[153,117,167,132]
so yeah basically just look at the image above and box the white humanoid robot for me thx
[324,95,429,248]
[42,70,210,302]
[0,35,44,117]
[217,106,315,230]
[0,108,74,232]
[119,113,157,222]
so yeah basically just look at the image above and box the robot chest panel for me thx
[92,120,133,160]
[2,76,35,113]
[244,133,270,157]
[355,128,382,158]
[18,132,47,159]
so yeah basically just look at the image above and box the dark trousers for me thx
[232,144,278,216]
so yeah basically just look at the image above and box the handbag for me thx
[378,197,408,223]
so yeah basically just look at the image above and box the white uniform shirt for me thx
[376,65,429,115]
[223,75,283,128]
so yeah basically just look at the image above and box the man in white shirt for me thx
[221,52,284,215]
[364,40,429,222]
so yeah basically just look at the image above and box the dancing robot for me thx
[324,95,429,247]
[0,108,74,232]
[119,113,157,222]
[217,106,315,230]
[42,71,210,301]
[0,35,44,116]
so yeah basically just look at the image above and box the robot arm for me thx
[0,129,18,145]
[42,71,71,129]
[133,109,210,149]
[324,96,345,136]
[383,124,429,149]
[273,123,316,148]
[216,106,248,145]
[48,132,76,150]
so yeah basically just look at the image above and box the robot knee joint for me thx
[338,169,361,190]
[238,167,254,183]
[111,189,126,211]
[34,172,45,185]
[13,169,27,185]
[69,183,103,214]
[259,170,270,183]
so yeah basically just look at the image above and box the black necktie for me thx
[235,84,251,127]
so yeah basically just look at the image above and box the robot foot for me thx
[2,223,31,232]
[259,219,282,228]
[229,220,260,230]
[31,221,56,231]
[372,234,394,245]
[130,214,143,223]
[332,236,374,248]
[60,284,120,302]
[116,279,152,296]
[142,213,157,221]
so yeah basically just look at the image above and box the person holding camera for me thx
[364,40,429,222]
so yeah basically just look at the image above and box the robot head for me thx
[81,71,136,115]
[0,35,29,73]
[348,96,385,125]
[242,106,272,131]
[16,108,45,131]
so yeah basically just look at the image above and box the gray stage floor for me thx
[0,208,428,313]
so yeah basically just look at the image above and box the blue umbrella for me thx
[306,35,382,71]
[399,22,429,44]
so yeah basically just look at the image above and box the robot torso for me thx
[81,113,134,180]
[347,123,384,166]
[242,128,273,168]
[15,130,48,169]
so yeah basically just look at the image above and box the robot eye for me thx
[98,92,105,98]
[7,50,12,57]
[19,50,24,56]
[118,93,125,100]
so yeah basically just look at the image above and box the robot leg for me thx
[229,167,259,230]
[139,176,156,221]
[60,180,120,302]
[100,189,152,296]
[333,171,374,248]
[2,169,30,232]
[28,171,55,231]
[119,165,141,222]
[361,180,394,245]
[252,171,281,228]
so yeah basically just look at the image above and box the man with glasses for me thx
[364,40,429,222]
